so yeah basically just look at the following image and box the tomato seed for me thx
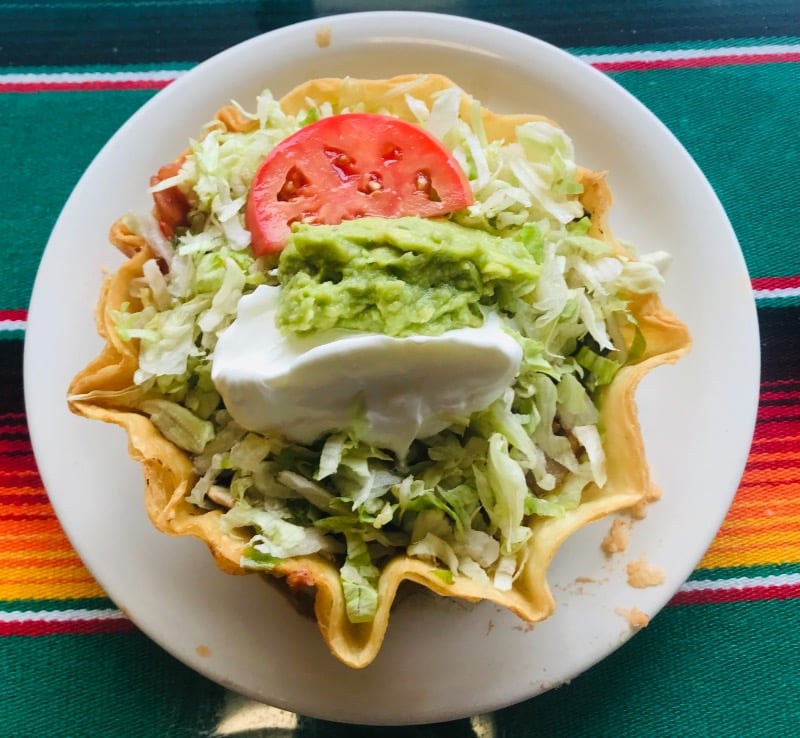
[415,170,431,192]
[324,147,358,180]
[383,145,403,163]
[359,172,383,194]
[278,167,310,201]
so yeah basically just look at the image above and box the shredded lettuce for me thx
[139,398,215,454]
[113,84,670,624]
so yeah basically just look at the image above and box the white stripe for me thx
[679,573,800,593]
[753,287,800,300]
[0,320,26,331]
[0,608,126,623]
[578,44,800,65]
[2,577,799,621]
[0,70,185,85]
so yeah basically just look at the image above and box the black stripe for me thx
[1,2,799,68]
[0,304,796,419]
[759,305,800,384]
[0,341,23,415]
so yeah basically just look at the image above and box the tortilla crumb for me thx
[601,517,629,555]
[626,556,666,588]
[628,484,663,520]
[615,607,650,629]
[315,26,332,48]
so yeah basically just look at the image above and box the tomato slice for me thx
[245,113,474,255]
[151,160,191,238]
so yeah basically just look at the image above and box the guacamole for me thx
[275,216,542,337]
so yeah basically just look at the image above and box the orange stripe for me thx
[729,492,800,508]
[745,450,800,463]
[1,562,98,580]
[722,509,800,525]
[1,549,83,563]
[700,536,800,568]
[0,469,42,480]
[699,455,800,569]
[700,547,800,569]
[0,518,64,535]
[0,485,49,495]
[739,467,800,484]
[0,527,65,536]
[0,535,77,553]
[0,431,796,604]
[0,556,89,574]
[732,482,800,500]
[714,516,800,533]
[0,503,55,517]
[724,492,800,512]
[705,529,800,548]
[700,548,800,569]
[0,581,105,600]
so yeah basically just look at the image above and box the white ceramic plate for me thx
[24,12,759,725]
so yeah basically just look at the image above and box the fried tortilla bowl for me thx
[68,74,691,669]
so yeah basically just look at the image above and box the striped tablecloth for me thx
[2,6,799,735]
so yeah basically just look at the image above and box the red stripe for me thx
[0,478,45,491]
[759,389,800,402]
[0,310,26,321]
[0,426,30,436]
[0,492,50,505]
[752,275,800,291]
[0,456,39,475]
[757,405,800,423]
[754,416,800,433]
[0,440,34,455]
[745,458,800,473]
[0,79,174,94]
[751,438,800,454]
[593,51,800,72]
[670,582,800,605]
[0,618,134,636]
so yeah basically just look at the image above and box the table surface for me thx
[3,2,800,736]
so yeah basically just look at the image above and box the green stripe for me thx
[3,62,798,310]
[690,562,800,582]
[1,62,193,75]
[612,63,800,280]
[0,597,117,613]
[499,600,800,734]
[0,632,224,737]
[2,602,799,734]
[3,0,259,7]
[2,88,156,310]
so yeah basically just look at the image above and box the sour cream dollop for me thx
[211,285,522,456]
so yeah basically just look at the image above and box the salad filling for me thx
[69,75,691,670]
[111,83,670,625]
